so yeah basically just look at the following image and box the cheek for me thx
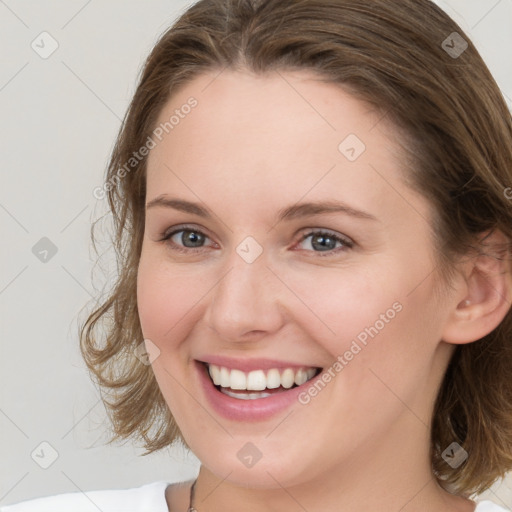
[136,254,208,343]
[286,267,440,430]
[284,257,438,369]
[282,263,403,354]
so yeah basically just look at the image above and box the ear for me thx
[442,230,512,344]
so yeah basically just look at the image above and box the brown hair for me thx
[80,0,512,496]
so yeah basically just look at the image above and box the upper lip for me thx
[197,356,322,373]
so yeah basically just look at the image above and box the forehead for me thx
[145,69,428,225]
[150,69,385,165]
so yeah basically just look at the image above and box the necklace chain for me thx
[187,478,198,512]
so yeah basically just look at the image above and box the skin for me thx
[135,69,497,511]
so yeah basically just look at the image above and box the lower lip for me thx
[196,361,316,422]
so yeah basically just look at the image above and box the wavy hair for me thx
[80,0,512,496]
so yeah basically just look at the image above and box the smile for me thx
[207,364,320,400]
[195,357,324,420]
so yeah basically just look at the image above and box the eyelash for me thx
[159,225,354,256]
[159,225,217,254]
[298,230,354,255]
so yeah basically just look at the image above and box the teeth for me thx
[230,369,246,390]
[246,370,267,391]
[209,364,221,385]
[207,364,319,391]
[266,369,281,389]
[294,368,308,386]
[220,366,230,387]
[222,389,272,400]
[281,368,295,389]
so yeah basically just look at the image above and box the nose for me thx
[203,252,286,342]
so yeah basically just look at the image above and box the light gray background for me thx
[1,0,511,508]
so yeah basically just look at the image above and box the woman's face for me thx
[137,69,458,488]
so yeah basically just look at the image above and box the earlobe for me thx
[442,231,512,345]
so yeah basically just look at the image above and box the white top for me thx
[0,480,509,511]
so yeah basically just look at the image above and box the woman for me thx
[3,0,511,510]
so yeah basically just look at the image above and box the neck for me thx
[188,422,474,512]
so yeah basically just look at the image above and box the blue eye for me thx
[159,226,353,256]
[171,229,207,248]
[161,227,213,252]
[298,230,353,254]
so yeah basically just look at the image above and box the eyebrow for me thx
[145,195,378,222]
[146,196,209,216]
[277,201,377,222]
